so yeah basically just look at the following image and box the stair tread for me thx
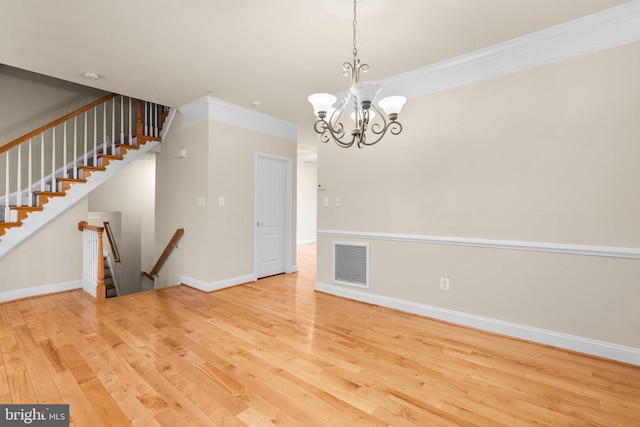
[9,206,44,211]
[0,222,22,236]
[79,165,106,171]
[57,177,87,182]
[98,154,124,159]
[34,191,65,196]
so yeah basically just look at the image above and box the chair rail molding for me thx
[317,229,640,259]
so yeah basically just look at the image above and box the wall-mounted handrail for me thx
[103,221,120,262]
[142,228,184,281]
[78,220,106,303]
[1,93,117,155]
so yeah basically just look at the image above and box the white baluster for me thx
[91,232,94,295]
[4,151,9,222]
[73,116,78,179]
[111,97,116,155]
[103,103,107,155]
[128,97,132,145]
[63,121,68,179]
[82,111,88,166]
[40,133,45,192]
[82,230,86,292]
[120,95,125,148]
[52,127,56,192]
[89,231,93,295]
[27,139,33,207]
[16,145,22,207]
[144,102,148,136]
[93,107,97,166]
[92,231,98,297]
[85,229,91,294]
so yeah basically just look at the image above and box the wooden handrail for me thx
[1,93,117,155]
[103,221,120,262]
[142,228,184,281]
[78,220,103,233]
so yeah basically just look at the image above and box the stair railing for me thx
[103,221,120,262]
[78,221,106,303]
[142,228,184,282]
[1,95,168,228]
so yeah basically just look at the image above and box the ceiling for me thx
[0,0,630,134]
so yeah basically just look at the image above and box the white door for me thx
[256,155,287,278]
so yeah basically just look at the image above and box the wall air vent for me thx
[333,242,369,288]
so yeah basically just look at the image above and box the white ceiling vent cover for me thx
[334,242,369,288]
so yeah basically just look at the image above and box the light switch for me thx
[323,196,329,207]
[177,149,187,158]
[335,197,341,207]
[196,196,206,206]
[218,196,225,206]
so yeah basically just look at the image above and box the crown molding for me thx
[178,2,640,137]
[378,0,640,99]
[178,96,298,141]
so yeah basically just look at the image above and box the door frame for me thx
[254,152,295,278]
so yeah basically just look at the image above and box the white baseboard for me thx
[297,239,317,245]
[0,280,82,303]
[316,282,640,366]
[179,274,257,292]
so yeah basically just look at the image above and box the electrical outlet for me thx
[440,277,450,291]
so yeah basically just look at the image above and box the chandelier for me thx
[308,0,407,148]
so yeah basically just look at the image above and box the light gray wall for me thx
[0,64,108,147]
[314,42,640,349]
[0,200,87,294]
[155,108,297,288]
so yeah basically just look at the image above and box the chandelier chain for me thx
[352,0,358,61]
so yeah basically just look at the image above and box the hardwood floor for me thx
[1,243,639,426]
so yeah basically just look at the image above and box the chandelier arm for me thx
[360,121,403,146]
[368,104,389,135]
[313,119,357,148]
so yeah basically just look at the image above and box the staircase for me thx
[0,94,172,259]
[104,253,120,298]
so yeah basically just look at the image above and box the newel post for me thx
[78,221,107,303]
[96,227,106,304]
